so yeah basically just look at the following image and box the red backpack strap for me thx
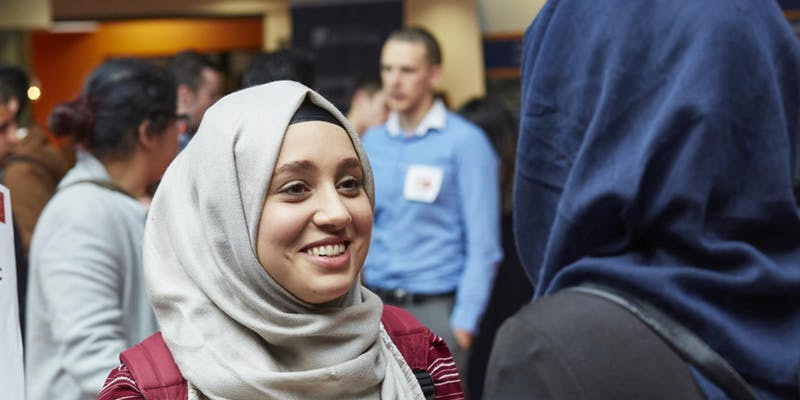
[381,305,429,371]
[120,332,188,400]
[382,305,437,399]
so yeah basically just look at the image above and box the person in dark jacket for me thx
[457,95,532,399]
[486,0,800,399]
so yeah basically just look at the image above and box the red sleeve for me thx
[426,331,465,400]
[97,363,144,400]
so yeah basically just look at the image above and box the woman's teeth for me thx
[307,243,346,257]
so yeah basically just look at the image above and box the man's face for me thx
[380,40,441,115]
[182,67,224,134]
[0,98,19,163]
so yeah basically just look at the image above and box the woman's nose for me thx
[312,189,352,230]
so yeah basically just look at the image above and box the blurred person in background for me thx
[3,68,77,257]
[25,58,178,400]
[167,50,224,150]
[1,65,77,335]
[361,27,502,383]
[346,73,388,136]
[457,95,533,399]
[0,63,35,336]
[241,48,316,88]
[0,64,22,173]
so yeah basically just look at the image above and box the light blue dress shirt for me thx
[362,100,503,332]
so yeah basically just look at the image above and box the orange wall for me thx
[30,17,262,130]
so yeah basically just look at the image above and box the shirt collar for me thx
[386,99,447,137]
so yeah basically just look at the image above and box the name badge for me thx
[403,164,444,203]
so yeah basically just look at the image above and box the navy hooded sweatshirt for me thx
[514,0,800,398]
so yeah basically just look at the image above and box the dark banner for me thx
[779,0,800,9]
[292,0,402,111]
[483,34,524,79]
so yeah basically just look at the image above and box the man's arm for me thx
[450,127,503,341]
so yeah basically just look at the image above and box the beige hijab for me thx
[144,81,424,399]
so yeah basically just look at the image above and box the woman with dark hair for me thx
[25,58,178,400]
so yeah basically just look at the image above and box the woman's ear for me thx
[137,120,158,151]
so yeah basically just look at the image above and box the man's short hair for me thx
[385,27,442,66]
[167,50,219,90]
[354,73,382,97]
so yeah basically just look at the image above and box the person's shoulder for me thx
[444,111,490,140]
[42,182,123,221]
[382,304,425,334]
[443,111,497,156]
[34,181,142,249]
[3,158,52,194]
[100,332,187,400]
[362,123,390,143]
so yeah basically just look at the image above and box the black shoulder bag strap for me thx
[566,284,758,400]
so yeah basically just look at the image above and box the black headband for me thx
[289,97,344,128]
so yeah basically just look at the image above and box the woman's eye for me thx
[338,177,363,193]
[280,182,309,196]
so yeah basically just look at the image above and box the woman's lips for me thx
[301,246,351,270]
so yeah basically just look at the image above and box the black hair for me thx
[0,64,29,114]
[167,50,220,91]
[345,73,382,112]
[49,58,176,160]
[458,96,518,214]
[241,48,315,88]
[386,27,442,66]
[353,73,382,96]
[48,98,91,138]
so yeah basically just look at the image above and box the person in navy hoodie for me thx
[486,0,800,399]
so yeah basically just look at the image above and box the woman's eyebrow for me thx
[274,160,317,175]
[338,157,362,172]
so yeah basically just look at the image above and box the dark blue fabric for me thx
[514,0,800,398]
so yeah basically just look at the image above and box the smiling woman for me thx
[257,112,373,305]
[97,81,464,400]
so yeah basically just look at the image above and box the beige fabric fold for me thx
[144,81,424,400]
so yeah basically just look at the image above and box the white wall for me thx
[0,0,50,29]
[405,0,485,107]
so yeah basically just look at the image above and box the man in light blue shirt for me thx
[362,27,502,374]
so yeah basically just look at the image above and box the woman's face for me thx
[256,120,373,304]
